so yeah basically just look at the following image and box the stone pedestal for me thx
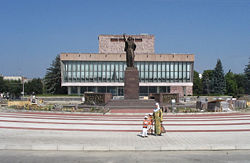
[84,93,112,105]
[149,93,179,104]
[124,67,139,99]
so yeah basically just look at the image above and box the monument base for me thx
[84,92,112,105]
[149,93,179,104]
[124,67,139,99]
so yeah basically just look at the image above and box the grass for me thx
[23,94,81,97]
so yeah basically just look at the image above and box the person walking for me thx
[153,103,163,136]
[142,116,149,138]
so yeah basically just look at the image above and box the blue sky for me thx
[0,0,249,78]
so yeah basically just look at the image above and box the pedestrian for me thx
[153,103,163,136]
[148,113,153,135]
[142,116,149,138]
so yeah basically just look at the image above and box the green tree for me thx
[193,70,202,95]
[234,73,246,95]
[0,76,6,93]
[202,70,214,95]
[44,55,67,94]
[244,58,250,94]
[25,78,43,95]
[225,71,237,97]
[5,80,22,99]
[213,59,226,95]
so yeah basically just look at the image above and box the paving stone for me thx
[109,145,135,151]
[135,145,161,151]
[210,144,236,150]
[32,145,57,151]
[235,144,250,150]
[5,145,32,150]
[57,144,84,151]
[0,145,6,150]
[84,145,109,151]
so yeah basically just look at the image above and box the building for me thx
[3,76,29,83]
[60,34,194,97]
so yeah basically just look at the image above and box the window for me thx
[72,64,76,71]
[98,86,106,93]
[68,64,72,71]
[110,38,118,42]
[71,87,78,94]
[178,62,183,81]
[162,62,166,81]
[170,62,174,80]
[80,87,87,94]
[107,63,110,71]
[174,63,178,80]
[88,86,96,92]
[159,86,166,93]
[149,63,153,82]
[140,86,148,96]
[73,72,76,81]
[149,86,157,93]
[107,86,117,96]
[135,38,142,42]
[145,62,149,82]
[187,63,191,80]
[76,72,80,81]
[183,63,187,80]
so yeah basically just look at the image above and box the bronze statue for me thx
[123,34,136,67]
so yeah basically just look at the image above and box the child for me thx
[142,116,148,138]
[148,113,153,135]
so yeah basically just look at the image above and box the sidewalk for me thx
[1,127,250,151]
[0,110,250,151]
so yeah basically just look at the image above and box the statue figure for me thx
[123,34,136,67]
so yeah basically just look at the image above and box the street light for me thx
[22,76,24,99]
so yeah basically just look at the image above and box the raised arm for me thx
[123,34,126,41]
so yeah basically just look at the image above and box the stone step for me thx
[105,99,156,109]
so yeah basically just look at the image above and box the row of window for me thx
[110,38,142,42]
[70,86,170,96]
[63,61,193,83]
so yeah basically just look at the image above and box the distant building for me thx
[199,73,202,79]
[60,34,194,97]
[3,76,29,83]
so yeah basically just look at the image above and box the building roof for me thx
[60,53,194,62]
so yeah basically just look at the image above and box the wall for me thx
[98,34,155,54]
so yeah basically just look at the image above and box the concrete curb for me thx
[105,111,240,116]
[1,144,249,151]
[1,107,242,116]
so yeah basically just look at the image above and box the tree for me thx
[234,73,246,95]
[244,58,250,94]
[5,80,22,99]
[44,55,67,94]
[25,78,43,95]
[225,71,237,97]
[193,70,202,95]
[202,70,214,95]
[0,76,6,93]
[213,59,226,95]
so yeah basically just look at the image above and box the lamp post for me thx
[22,76,24,99]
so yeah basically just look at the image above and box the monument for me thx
[123,34,139,99]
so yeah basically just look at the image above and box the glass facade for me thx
[63,61,193,83]
[69,86,170,96]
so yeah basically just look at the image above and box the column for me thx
[67,87,71,95]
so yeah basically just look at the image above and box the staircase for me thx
[105,99,156,109]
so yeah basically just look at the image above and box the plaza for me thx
[0,110,250,151]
